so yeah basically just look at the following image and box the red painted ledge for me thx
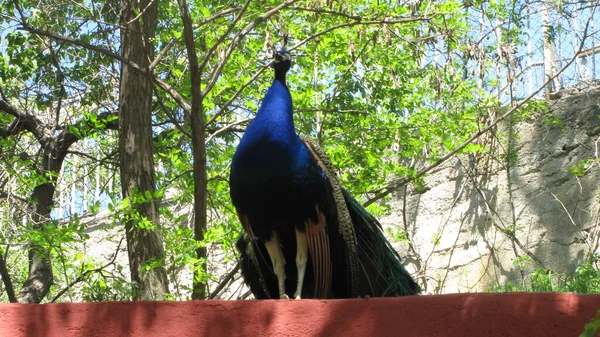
[0,293,598,337]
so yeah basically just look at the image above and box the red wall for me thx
[0,293,598,337]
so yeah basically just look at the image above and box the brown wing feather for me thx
[301,136,359,297]
[301,139,335,298]
[238,212,257,240]
[306,210,332,298]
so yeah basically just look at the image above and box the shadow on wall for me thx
[1,293,598,337]
[391,90,600,294]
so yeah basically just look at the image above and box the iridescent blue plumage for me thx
[231,50,420,299]
[230,51,328,242]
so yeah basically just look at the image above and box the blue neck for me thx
[246,79,297,144]
[275,71,287,87]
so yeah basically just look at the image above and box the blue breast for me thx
[230,79,326,239]
[232,80,307,178]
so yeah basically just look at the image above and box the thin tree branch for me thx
[288,16,434,53]
[205,118,251,144]
[19,25,140,71]
[122,0,157,26]
[201,0,301,98]
[0,190,29,203]
[149,7,242,70]
[0,244,17,303]
[198,1,251,72]
[17,23,191,114]
[206,64,270,126]
[289,7,364,20]
[37,37,67,130]
[65,150,118,166]
[296,108,368,115]
[208,262,240,299]
[364,13,593,207]
[49,237,124,303]
[207,14,432,127]
[461,160,545,268]
[153,87,192,139]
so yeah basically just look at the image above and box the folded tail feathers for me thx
[236,137,420,298]
[343,189,421,296]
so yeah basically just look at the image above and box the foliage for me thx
[568,159,596,177]
[490,260,600,293]
[580,309,600,337]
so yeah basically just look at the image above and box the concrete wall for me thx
[384,89,600,294]
[0,293,598,336]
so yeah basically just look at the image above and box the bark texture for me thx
[119,0,170,300]
[178,0,208,300]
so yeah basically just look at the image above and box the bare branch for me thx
[19,25,140,71]
[31,35,67,130]
[150,7,242,70]
[50,237,124,303]
[153,78,192,114]
[0,245,17,303]
[289,6,364,20]
[364,12,593,207]
[296,108,367,115]
[288,16,434,53]
[154,87,192,139]
[205,118,251,144]
[208,262,240,299]
[17,23,191,114]
[206,14,432,127]
[202,0,301,98]
[206,64,270,126]
[462,161,545,268]
[66,150,118,166]
[199,1,251,72]
[123,0,158,26]
[0,99,48,144]
[0,190,28,203]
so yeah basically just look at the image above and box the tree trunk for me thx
[542,0,560,96]
[70,154,77,217]
[17,137,75,303]
[16,182,55,303]
[119,0,170,300]
[178,0,207,300]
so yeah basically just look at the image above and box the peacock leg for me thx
[294,229,308,299]
[264,232,289,299]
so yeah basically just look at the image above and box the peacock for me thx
[230,50,420,299]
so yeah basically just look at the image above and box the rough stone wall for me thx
[382,89,600,294]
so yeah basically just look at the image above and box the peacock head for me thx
[273,50,292,75]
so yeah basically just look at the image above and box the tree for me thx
[0,69,118,303]
[118,0,170,300]
[0,0,122,303]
